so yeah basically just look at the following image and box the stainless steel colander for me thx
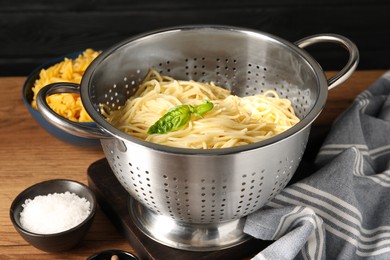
[37,25,358,251]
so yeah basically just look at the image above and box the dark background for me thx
[1,0,389,76]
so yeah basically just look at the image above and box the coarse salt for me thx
[19,191,91,234]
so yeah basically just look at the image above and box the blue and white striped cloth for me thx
[244,71,390,259]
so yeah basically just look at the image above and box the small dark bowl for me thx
[10,179,97,252]
[87,250,139,260]
[22,51,101,147]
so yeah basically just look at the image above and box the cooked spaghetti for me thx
[102,69,300,149]
[31,49,101,122]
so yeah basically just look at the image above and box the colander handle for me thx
[36,82,111,139]
[295,34,359,90]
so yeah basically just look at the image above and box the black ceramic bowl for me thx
[10,179,97,252]
[87,250,139,260]
[22,51,101,147]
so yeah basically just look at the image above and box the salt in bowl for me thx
[10,179,96,252]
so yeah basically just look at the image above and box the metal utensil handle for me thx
[36,82,111,138]
[295,34,359,90]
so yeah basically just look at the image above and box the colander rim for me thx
[80,25,328,155]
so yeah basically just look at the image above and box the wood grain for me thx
[0,70,386,259]
[0,77,131,259]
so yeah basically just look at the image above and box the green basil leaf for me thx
[147,105,192,134]
[193,100,214,118]
[147,100,214,135]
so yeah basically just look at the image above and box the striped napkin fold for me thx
[244,71,390,260]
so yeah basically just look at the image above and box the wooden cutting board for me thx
[87,158,272,260]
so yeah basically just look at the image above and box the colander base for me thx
[128,196,251,251]
[88,158,272,258]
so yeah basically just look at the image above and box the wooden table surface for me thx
[0,70,386,259]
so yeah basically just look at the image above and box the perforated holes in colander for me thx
[99,70,144,111]
[232,171,266,219]
[104,148,132,196]
[102,143,159,214]
[265,158,291,201]
[155,57,240,88]
[100,57,313,120]
[291,88,313,119]
[244,64,268,96]
[129,165,158,214]
[198,178,229,223]
[162,175,183,220]
[245,63,313,119]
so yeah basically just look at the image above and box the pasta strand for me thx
[103,69,300,149]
